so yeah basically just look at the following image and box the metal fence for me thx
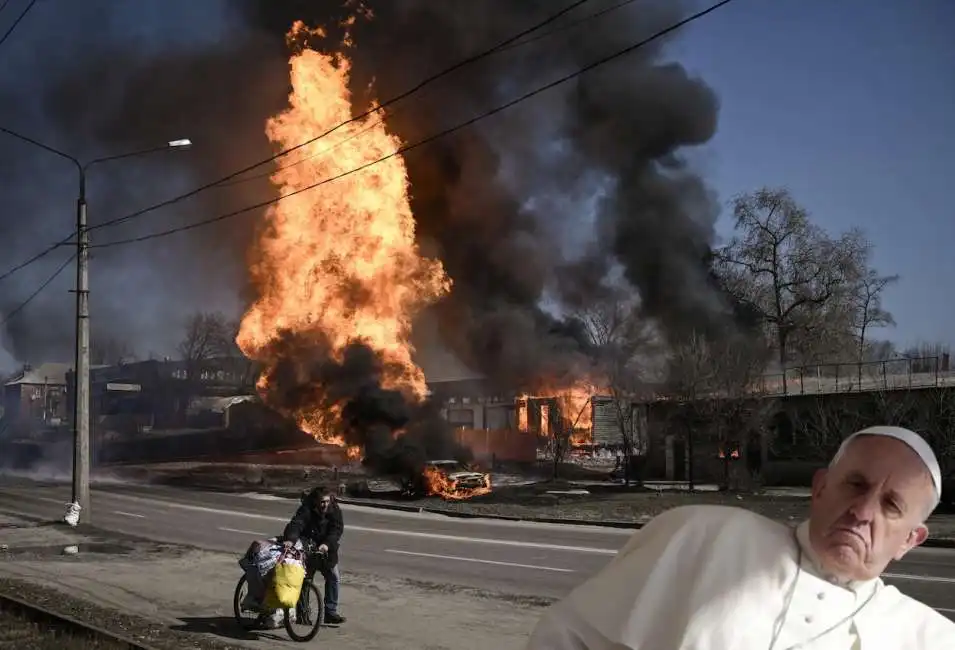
[755,356,955,396]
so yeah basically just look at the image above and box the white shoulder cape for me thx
[525,505,955,649]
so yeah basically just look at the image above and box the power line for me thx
[497,0,641,54]
[0,252,76,329]
[211,0,643,192]
[91,0,736,251]
[0,0,38,51]
[0,0,599,286]
[83,0,593,236]
[0,238,72,284]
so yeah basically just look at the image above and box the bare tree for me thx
[714,188,871,390]
[178,311,232,372]
[923,388,955,479]
[664,330,771,490]
[665,332,718,490]
[848,259,898,354]
[901,341,952,374]
[863,339,897,362]
[550,395,581,480]
[526,397,577,480]
[576,293,659,484]
[176,311,238,415]
[788,392,870,462]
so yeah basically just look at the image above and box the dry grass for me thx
[0,579,251,650]
[0,606,127,650]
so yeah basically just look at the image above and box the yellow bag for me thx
[263,557,306,610]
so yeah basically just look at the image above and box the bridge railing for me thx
[755,356,955,396]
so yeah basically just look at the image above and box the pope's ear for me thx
[811,468,828,497]
[895,525,929,560]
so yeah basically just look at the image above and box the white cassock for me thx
[525,505,955,649]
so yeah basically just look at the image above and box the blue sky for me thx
[1,0,952,372]
[672,0,955,347]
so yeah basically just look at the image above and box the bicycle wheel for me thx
[284,581,324,642]
[232,574,260,630]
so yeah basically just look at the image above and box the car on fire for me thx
[396,459,491,498]
[345,459,492,499]
[423,460,491,492]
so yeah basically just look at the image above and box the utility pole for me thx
[0,126,192,528]
[72,171,91,523]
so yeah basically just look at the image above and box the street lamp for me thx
[0,127,192,525]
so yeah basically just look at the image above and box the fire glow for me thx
[236,21,450,457]
[236,20,599,495]
[518,380,596,447]
[422,465,492,501]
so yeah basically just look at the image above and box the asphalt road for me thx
[0,478,953,621]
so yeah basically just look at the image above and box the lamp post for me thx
[0,127,192,525]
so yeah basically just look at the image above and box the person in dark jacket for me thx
[281,486,346,624]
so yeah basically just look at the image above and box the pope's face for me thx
[808,435,934,581]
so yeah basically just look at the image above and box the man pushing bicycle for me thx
[281,486,347,625]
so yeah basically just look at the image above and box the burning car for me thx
[417,460,492,500]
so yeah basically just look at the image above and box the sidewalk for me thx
[0,514,542,650]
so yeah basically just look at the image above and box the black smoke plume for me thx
[260,332,472,476]
[241,0,731,385]
[2,1,734,470]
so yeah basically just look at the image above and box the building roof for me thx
[4,362,73,386]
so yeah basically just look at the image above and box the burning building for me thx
[15,2,727,494]
[228,3,726,492]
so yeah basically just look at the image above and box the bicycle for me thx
[233,541,327,642]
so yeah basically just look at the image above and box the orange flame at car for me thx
[423,465,492,500]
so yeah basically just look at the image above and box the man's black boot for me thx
[325,612,346,625]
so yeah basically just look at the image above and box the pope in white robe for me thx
[525,426,955,649]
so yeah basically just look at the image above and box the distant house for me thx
[2,362,72,428]
[67,356,259,432]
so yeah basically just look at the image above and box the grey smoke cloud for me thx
[0,0,274,368]
[242,0,729,388]
[1,0,731,393]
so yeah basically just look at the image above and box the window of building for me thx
[446,408,475,429]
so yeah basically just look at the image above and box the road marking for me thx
[219,527,270,537]
[5,485,634,536]
[12,491,954,576]
[385,549,574,573]
[238,493,291,502]
[884,572,955,584]
[114,511,145,519]
[28,492,620,555]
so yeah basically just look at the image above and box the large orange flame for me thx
[237,21,451,454]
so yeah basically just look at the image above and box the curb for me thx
[335,497,955,547]
[337,496,642,528]
[0,590,162,650]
